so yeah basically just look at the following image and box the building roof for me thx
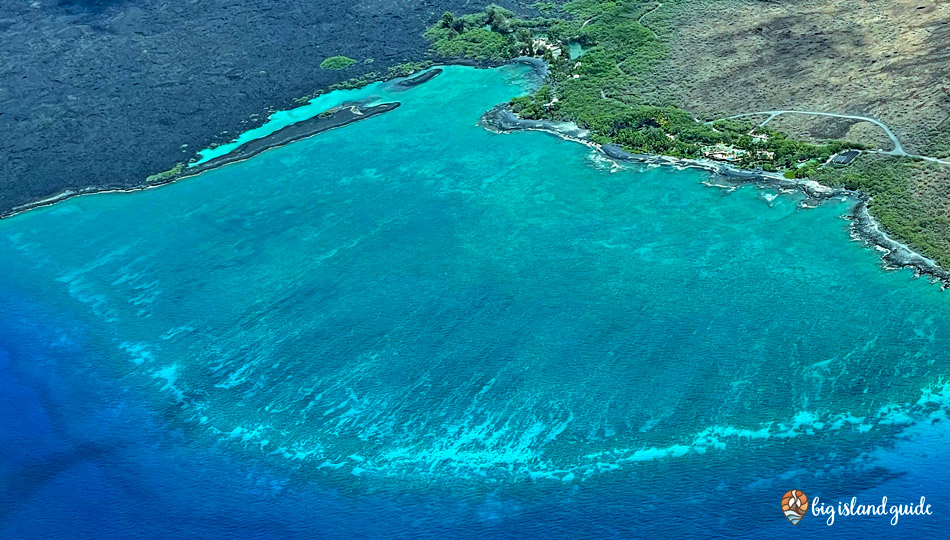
[830,149,861,165]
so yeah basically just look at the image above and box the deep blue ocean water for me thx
[2,65,949,538]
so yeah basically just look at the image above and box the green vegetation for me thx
[146,162,183,183]
[425,2,950,267]
[515,93,850,166]
[530,1,559,15]
[320,55,357,70]
[925,122,950,159]
[385,61,436,79]
[816,156,950,267]
[424,6,549,61]
[430,2,847,170]
[325,61,436,92]
[293,61,437,104]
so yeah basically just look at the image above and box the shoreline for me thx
[444,56,549,81]
[0,62,523,223]
[0,101,401,221]
[6,58,948,289]
[393,68,444,89]
[480,103,950,288]
[183,102,400,176]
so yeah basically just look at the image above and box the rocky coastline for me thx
[1,102,401,220]
[481,103,950,288]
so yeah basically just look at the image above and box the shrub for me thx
[320,56,357,70]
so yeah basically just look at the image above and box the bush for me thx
[146,162,182,183]
[320,56,357,70]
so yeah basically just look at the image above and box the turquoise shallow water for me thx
[190,70,411,165]
[2,65,950,536]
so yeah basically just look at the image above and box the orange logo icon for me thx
[781,490,809,525]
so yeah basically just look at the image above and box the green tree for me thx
[320,56,357,70]
[516,28,535,55]
[441,11,455,27]
[486,4,513,33]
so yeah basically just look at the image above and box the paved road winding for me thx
[724,110,905,154]
[637,2,663,38]
[719,110,950,165]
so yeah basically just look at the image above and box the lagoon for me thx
[1,64,948,538]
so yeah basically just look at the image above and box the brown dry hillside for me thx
[663,0,950,156]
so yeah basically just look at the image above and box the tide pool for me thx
[1,64,948,538]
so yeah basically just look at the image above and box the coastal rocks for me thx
[849,201,950,287]
[601,144,633,160]
[1,102,402,218]
[183,102,402,178]
[480,104,589,139]
[442,56,548,82]
[487,102,950,288]
[0,0,527,216]
[393,68,443,90]
[511,56,550,79]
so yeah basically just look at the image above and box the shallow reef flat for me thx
[3,66,950,488]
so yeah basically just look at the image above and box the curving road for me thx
[723,110,905,154]
[637,2,663,38]
[718,110,950,165]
